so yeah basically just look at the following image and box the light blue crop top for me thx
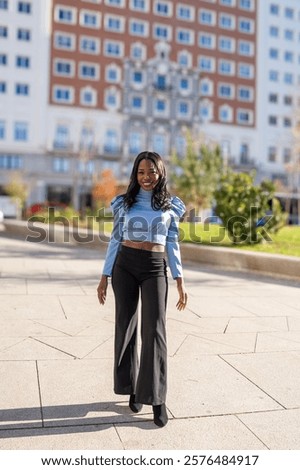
[102,188,186,279]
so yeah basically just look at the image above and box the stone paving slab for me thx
[1,234,300,450]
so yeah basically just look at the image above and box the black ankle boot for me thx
[129,394,143,413]
[153,403,168,427]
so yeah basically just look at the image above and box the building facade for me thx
[0,0,299,211]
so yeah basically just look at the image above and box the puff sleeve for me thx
[102,195,124,277]
[165,196,186,279]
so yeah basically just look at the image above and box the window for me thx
[219,60,235,75]
[238,87,252,101]
[179,78,189,91]
[238,41,254,56]
[269,48,278,59]
[269,93,278,103]
[199,33,216,49]
[219,14,235,30]
[283,148,291,163]
[105,91,117,107]
[219,36,235,53]
[240,143,250,162]
[17,28,31,41]
[104,40,124,57]
[220,0,235,6]
[199,9,216,25]
[219,105,232,122]
[237,110,252,125]
[54,125,69,149]
[0,0,8,9]
[238,63,253,79]
[129,131,142,154]
[284,96,292,106]
[269,116,277,126]
[178,101,189,116]
[284,73,293,84]
[177,29,194,45]
[200,102,212,121]
[0,26,8,38]
[285,30,293,41]
[16,56,30,68]
[284,118,292,127]
[0,120,5,139]
[176,4,194,21]
[106,65,121,82]
[130,19,148,36]
[0,81,6,93]
[53,157,69,173]
[131,43,146,60]
[269,26,279,37]
[55,6,76,24]
[153,24,171,40]
[104,0,125,7]
[285,8,294,19]
[14,122,28,141]
[198,56,215,72]
[218,83,234,99]
[53,86,74,104]
[268,146,276,162]
[132,96,143,109]
[0,154,22,168]
[79,63,99,79]
[80,36,100,54]
[15,83,29,95]
[269,70,279,82]
[130,0,148,12]
[178,51,192,67]
[0,54,7,65]
[239,0,253,10]
[152,133,167,155]
[155,75,166,90]
[105,15,125,33]
[238,18,253,34]
[54,60,74,76]
[154,1,172,16]
[132,71,143,84]
[17,2,31,13]
[104,128,119,153]
[155,99,166,112]
[284,51,293,63]
[80,10,101,28]
[270,4,279,15]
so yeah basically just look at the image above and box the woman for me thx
[97,151,188,428]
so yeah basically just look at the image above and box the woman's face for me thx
[137,159,160,191]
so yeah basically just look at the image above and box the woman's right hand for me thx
[97,275,108,305]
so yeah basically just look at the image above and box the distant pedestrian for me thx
[97,151,187,427]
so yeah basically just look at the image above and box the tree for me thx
[92,169,118,209]
[214,170,287,244]
[4,172,28,219]
[171,131,223,215]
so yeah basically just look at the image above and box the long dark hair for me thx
[123,151,171,211]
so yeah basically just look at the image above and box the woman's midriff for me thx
[122,240,165,252]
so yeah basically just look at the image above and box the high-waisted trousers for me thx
[111,245,168,406]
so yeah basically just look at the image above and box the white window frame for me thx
[220,0,236,6]
[177,100,191,119]
[153,23,172,41]
[198,55,216,73]
[104,14,125,33]
[53,86,75,104]
[129,18,149,37]
[176,28,195,45]
[131,69,145,89]
[238,62,254,79]
[153,97,170,118]
[219,13,236,30]
[104,40,124,57]
[54,5,77,25]
[238,40,254,56]
[219,104,233,123]
[79,9,101,28]
[178,76,191,95]
[104,0,125,7]
[79,62,100,80]
[200,79,214,97]
[199,99,213,122]
[129,0,150,13]
[80,86,97,106]
[15,83,30,96]
[131,94,145,113]
[130,42,147,60]
[105,63,121,83]
[198,9,216,26]
[218,59,235,76]
[54,31,76,51]
[104,87,121,110]
[176,3,195,22]
[199,33,216,49]
[178,50,192,68]
[238,17,254,34]
[79,35,101,54]
[238,86,254,102]
[218,82,235,99]
[14,121,29,141]
[153,0,173,17]
[239,0,254,11]
[53,58,75,77]
[237,108,253,125]
[219,36,236,53]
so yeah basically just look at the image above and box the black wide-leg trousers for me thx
[111,245,168,406]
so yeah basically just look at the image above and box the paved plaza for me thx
[0,233,300,450]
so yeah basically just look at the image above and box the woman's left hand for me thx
[175,277,188,311]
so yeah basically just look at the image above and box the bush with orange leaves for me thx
[92,169,118,210]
